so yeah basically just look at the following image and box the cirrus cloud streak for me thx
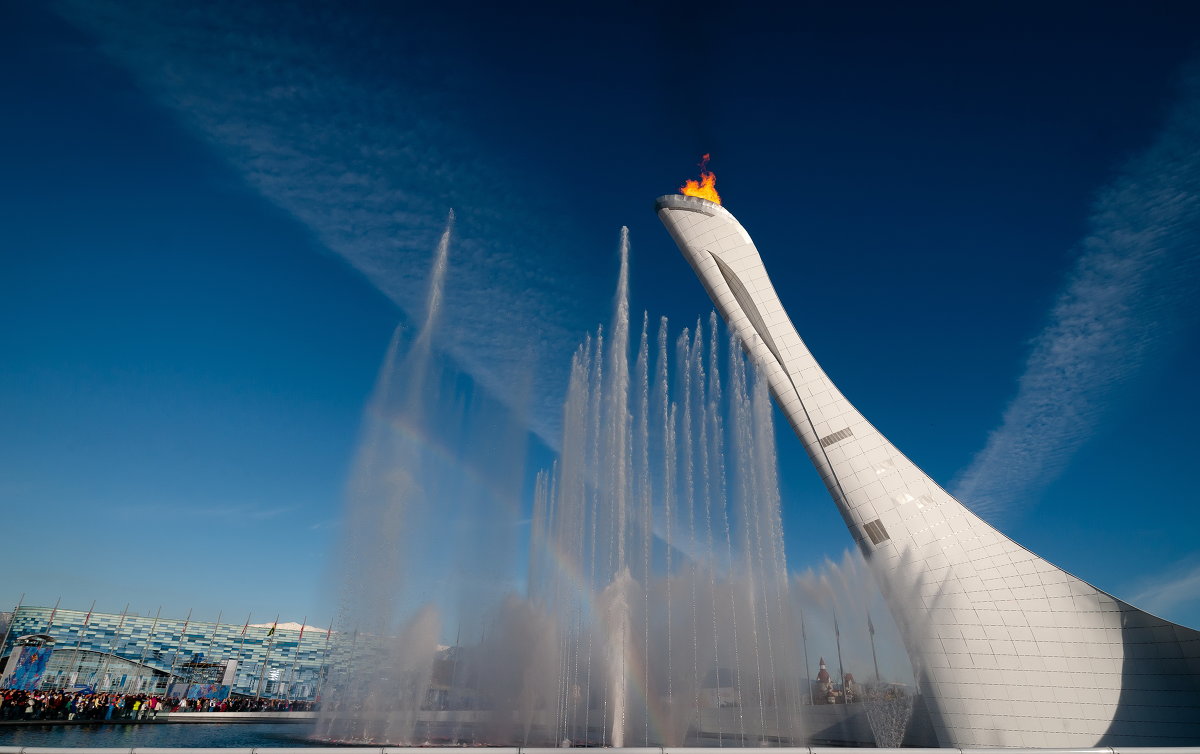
[954,66,1200,521]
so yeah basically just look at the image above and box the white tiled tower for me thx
[657,193,1200,747]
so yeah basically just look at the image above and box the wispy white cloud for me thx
[1128,560,1200,625]
[52,0,604,444]
[953,66,1200,521]
[115,502,294,522]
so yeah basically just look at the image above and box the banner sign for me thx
[2,646,53,690]
[166,682,231,700]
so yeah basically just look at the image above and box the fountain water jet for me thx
[316,211,533,744]
[528,230,808,747]
[317,224,906,747]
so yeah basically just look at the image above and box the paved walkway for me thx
[2,747,1200,754]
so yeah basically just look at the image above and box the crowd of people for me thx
[0,690,317,721]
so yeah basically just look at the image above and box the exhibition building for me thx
[0,605,329,700]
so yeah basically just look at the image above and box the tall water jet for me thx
[528,229,807,746]
[317,211,531,744]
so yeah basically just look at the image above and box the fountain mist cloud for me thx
[318,226,915,746]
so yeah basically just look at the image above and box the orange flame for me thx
[680,153,721,205]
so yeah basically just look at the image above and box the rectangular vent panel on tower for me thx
[863,518,891,545]
[820,427,854,448]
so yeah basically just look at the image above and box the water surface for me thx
[0,722,320,748]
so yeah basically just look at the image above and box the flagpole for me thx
[36,597,61,690]
[189,611,222,701]
[97,603,129,692]
[69,600,96,690]
[45,596,61,633]
[47,598,66,689]
[73,601,95,653]
[168,609,192,697]
[868,610,881,685]
[833,609,846,704]
[204,611,223,660]
[315,617,334,703]
[799,607,812,705]
[134,606,162,694]
[285,616,306,700]
[256,614,279,699]
[233,612,252,696]
[0,593,25,670]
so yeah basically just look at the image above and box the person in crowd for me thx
[0,688,318,720]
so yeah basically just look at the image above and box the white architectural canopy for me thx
[657,193,1200,747]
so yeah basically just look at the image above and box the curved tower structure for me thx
[657,193,1200,747]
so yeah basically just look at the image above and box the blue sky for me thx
[3,1,1200,635]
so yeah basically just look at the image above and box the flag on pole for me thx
[867,611,876,637]
[834,613,841,638]
[76,601,96,650]
[241,613,251,637]
[46,597,61,631]
[267,615,279,637]
[298,617,306,641]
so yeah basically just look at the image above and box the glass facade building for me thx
[0,606,333,699]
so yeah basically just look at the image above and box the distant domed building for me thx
[812,658,858,705]
[814,658,834,704]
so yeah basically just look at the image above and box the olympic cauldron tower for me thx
[656,191,1200,747]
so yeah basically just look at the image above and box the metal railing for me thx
[2,748,1200,754]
